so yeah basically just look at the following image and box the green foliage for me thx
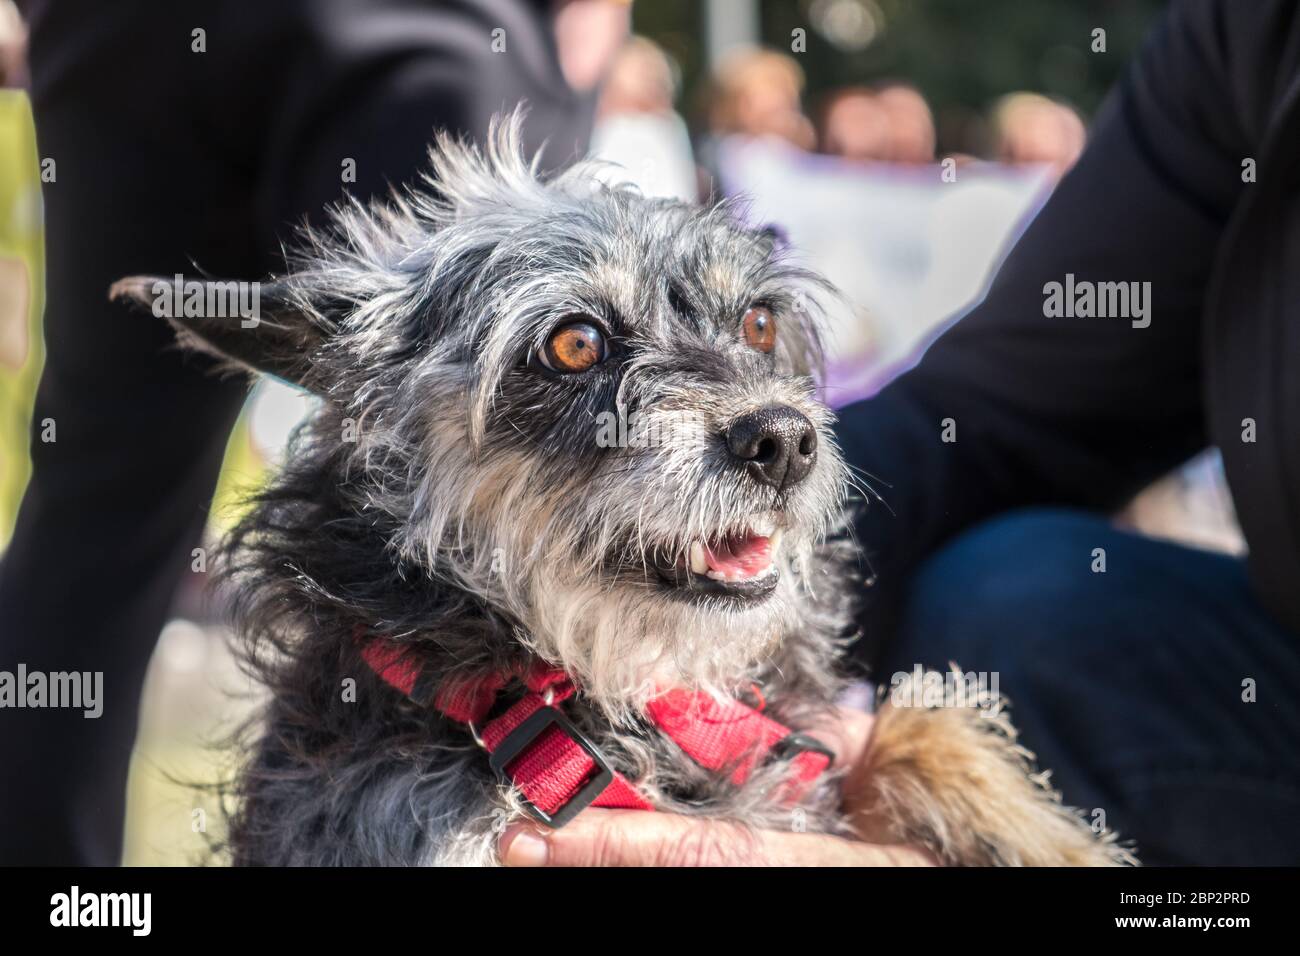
[0,91,44,548]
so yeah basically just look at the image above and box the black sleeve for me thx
[190,0,593,258]
[836,0,1285,648]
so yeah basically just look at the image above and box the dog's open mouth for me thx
[651,515,783,601]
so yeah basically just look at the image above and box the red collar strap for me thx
[359,637,834,828]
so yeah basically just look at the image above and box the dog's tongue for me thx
[703,533,772,580]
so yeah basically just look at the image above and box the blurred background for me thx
[1,0,1239,864]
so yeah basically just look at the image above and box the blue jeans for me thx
[877,509,1300,865]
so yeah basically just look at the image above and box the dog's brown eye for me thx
[742,306,776,353]
[541,321,606,373]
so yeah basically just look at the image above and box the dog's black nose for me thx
[725,405,818,491]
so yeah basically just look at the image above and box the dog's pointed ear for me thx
[110,275,326,391]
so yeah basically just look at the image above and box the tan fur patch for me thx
[854,672,1136,866]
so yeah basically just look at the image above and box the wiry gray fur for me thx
[114,113,1129,867]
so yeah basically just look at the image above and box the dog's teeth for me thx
[689,541,709,575]
[770,529,784,553]
[750,514,776,537]
[704,560,776,584]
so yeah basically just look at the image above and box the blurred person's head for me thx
[551,0,632,93]
[708,48,815,150]
[597,35,678,118]
[874,82,936,164]
[0,0,26,87]
[992,92,1086,177]
[818,87,892,162]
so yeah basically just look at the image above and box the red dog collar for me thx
[359,637,834,828]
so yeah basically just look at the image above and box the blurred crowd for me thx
[590,40,1087,203]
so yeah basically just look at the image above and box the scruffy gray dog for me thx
[114,116,1130,866]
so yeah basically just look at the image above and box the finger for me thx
[498,808,937,867]
[500,809,755,867]
[733,828,938,866]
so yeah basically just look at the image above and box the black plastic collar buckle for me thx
[488,706,615,829]
[770,732,836,764]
